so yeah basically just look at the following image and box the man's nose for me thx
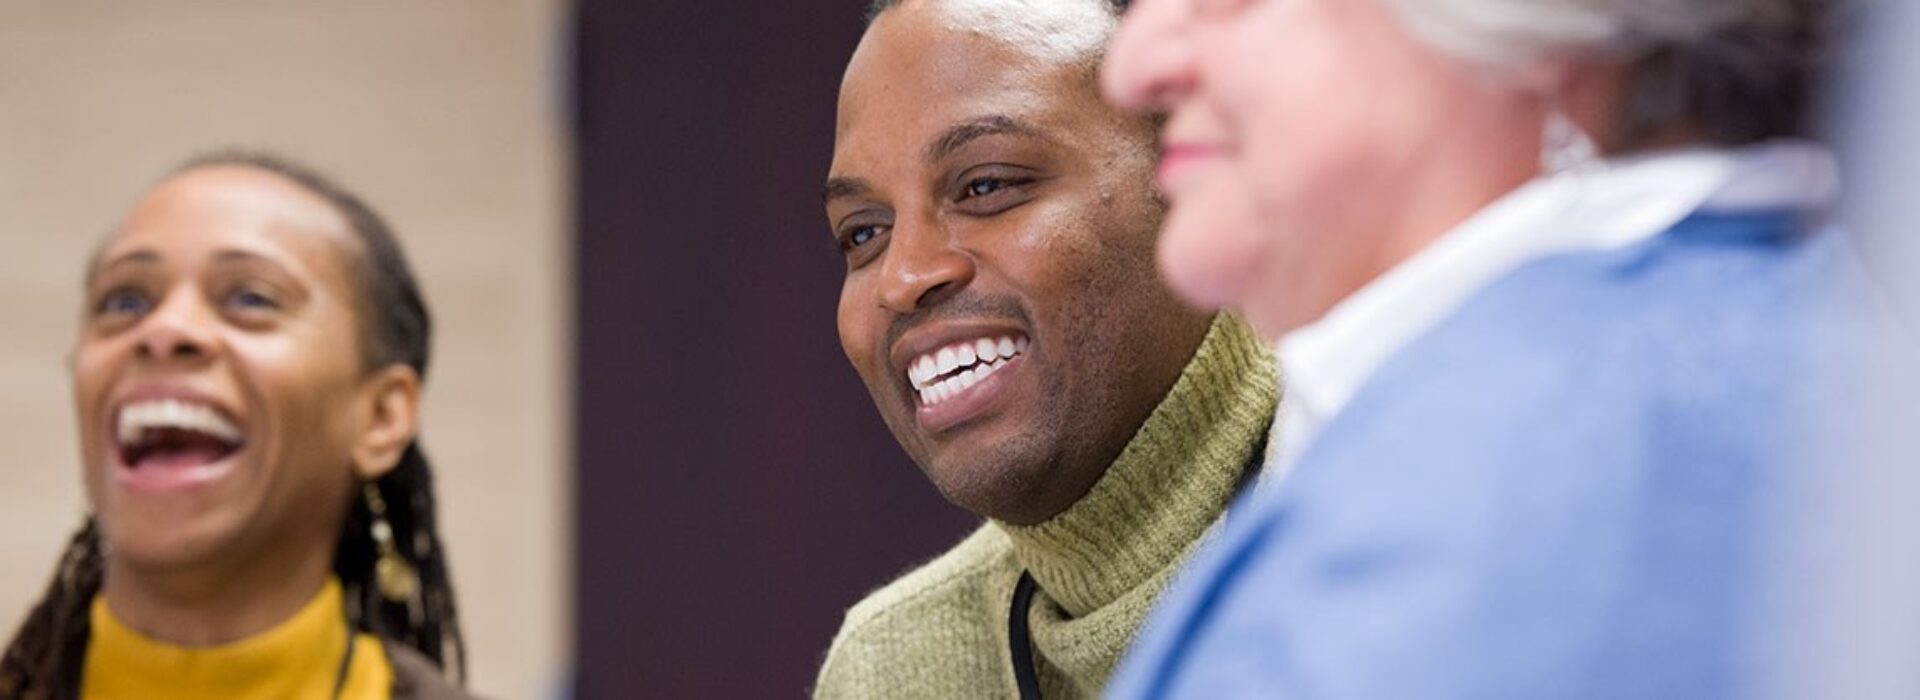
[876,218,975,314]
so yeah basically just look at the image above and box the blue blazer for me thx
[1108,211,1892,699]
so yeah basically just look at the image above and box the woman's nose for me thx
[1102,0,1200,114]
[132,294,219,366]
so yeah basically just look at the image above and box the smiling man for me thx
[814,0,1278,697]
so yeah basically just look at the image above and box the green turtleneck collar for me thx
[1001,313,1278,618]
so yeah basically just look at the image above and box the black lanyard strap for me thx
[1009,571,1042,700]
[1004,438,1269,700]
[331,612,357,699]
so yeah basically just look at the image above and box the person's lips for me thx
[892,324,1033,435]
[1157,142,1231,194]
[108,390,248,492]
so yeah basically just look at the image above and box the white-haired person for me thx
[1099,0,1888,697]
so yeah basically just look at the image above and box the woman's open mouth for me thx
[113,399,246,489]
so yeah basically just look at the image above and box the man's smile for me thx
[892,323,1034,434]
[907,333,1030,404]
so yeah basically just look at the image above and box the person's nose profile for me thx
[876,221,975,315]
[131,292,219,366]
[1102,0,1198,114]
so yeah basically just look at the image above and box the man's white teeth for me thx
[910,334,1030,404]
[116,399,242,446]
[913,356,938,385]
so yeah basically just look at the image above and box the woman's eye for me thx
[95,289,151,317]
[227,287,280,311]
[1194,0,1257,17]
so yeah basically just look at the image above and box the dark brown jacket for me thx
[388,643,485,700]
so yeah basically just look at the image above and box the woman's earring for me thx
[363,484,421,605]
[1541,103,1599,177]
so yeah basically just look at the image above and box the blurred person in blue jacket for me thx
[1098,0,1883,697]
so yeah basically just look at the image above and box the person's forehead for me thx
[100,166,358,277]
[912,0,1112,65]
[835,0,1115,158]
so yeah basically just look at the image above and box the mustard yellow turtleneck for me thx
[83,578,393,700]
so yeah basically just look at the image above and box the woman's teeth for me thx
[908,335,1030,405]
[116,399,242,447]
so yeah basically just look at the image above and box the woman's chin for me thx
[100,511,247,574]
[1158,176,1276,312]
[1238,294,1310,342]
[1157,219,1261,314]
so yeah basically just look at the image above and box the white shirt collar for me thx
[1266,140,1840,477]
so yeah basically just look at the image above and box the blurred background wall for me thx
[0,3,571,698]
[1803,2,1920,697]
[572,3,978,697]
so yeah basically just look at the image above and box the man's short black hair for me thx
[865,0,1128,23]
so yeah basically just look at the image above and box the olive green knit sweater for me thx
[814,315,1279,699]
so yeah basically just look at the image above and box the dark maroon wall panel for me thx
[572,3,978,697]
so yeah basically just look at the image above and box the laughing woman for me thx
[0,153,476,700]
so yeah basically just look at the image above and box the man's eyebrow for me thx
[927,115,1049,164]
[824,176,872,204]
[823,116,1051,203]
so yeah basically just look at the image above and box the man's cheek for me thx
[835,300,874,367]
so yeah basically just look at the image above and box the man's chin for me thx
[922,454,1071,525]
[931,475,1041,523]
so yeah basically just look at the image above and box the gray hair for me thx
[1383,0,1832,148]
[865,0,1127,24]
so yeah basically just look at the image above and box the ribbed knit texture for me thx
[814,314,1278,699]
[83,578,393,700]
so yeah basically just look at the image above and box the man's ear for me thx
[352,364,421,481]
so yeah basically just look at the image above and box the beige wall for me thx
[0,3,572,697]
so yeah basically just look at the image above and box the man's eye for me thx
[963,178,1010,199]
[845,225,887,249]
[95,289,151,317]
